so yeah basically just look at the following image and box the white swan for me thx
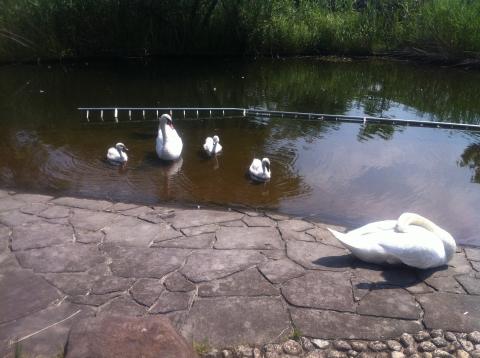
[156,114,183,161]
[107,142,128,163]
[203,135,222,156]
[249,158,271,182]
[327,212,456,269]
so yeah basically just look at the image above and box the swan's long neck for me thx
[396,213,456,260]
[160,121,168,143]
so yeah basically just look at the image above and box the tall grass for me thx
[0,0,479,63]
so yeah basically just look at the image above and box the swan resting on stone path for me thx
[327,212,456,269]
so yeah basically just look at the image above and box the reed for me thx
[0,0,479,64]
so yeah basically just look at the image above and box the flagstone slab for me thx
[418,293,480,331]
[65,314,196,358]
[52,196,112,211]
[0,210,43,227]
[12,193,53,203]
[466,247,480,261]
[119,205,154,217]
[198,268,277,297]
[152,233,215,249]
[130,278,164,307]
[278,219,315,232]
[20,202,49,215]
[164,272,195,292]
[151,223,184,242]
[103,216,162,246]
[150,291,192,313]
[69,292,122,306]
[167,208,243,229]
[291,308,422,340]
[38,205,71,219]
[287,240,353,271]
[11,221,73,251]
[353,264,419,286]
[15,244,104,273]
[0,269,60,324]
[242,215,277,227]
[280,228,315,242]
[138,208,175,223]
[214,226,283,250]
[75,229,103,244]
[97,295,147,317]
[357,288,421,319]
[180,249,266,282]
[91,276,135,295]
[472,261,480,272]
[281,271,355,312]
[456,275,480,295]
[69,208,121,231]
[258,258,305,284]
[424,275,466,294]
[0,196,27,212]
[182,296,291,346]
[181,224,218,236]
[104,245,190,279]
[404,282,435,294]
[220,220,246,227]
[42,272,95,296]
[106,202,140,212]
[306,227,345,248]
[0,302,89,358]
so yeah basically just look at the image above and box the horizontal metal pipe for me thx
[77,107,480,131]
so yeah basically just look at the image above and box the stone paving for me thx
[0,190,479,357]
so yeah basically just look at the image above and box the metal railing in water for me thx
[77,107,480,131]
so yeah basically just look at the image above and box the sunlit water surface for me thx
[1,59,480,245]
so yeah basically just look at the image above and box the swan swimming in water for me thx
[249,158,271,182]
[328,212,456,269]
[156,114,183,161]
[106,142,128,163]
[203,135,222,156]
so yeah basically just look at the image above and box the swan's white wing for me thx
[249,159,262,175]
[203,137,213,153]
[347,220,397,237]
[376,228,446,269]
[107,147,119,160]
[214,142,222,153]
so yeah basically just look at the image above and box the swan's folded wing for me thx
[377,234,443,269]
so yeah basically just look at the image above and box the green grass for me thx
[289,327,303,341]
[193,339,211,356]
[0,0,479,63]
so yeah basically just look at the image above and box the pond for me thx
[1,58,480,246]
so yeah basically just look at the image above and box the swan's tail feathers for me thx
[327,227,356,252]
[327,228,352,248]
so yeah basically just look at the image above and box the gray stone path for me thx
[0,190,479,357]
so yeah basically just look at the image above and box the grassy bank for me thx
[1,0,479,64]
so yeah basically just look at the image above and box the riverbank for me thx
[1,0,479,67]
[0,190,479,356]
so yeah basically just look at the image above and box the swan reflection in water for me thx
[157,157,184,199]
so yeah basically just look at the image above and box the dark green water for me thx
[1,58,480,245]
